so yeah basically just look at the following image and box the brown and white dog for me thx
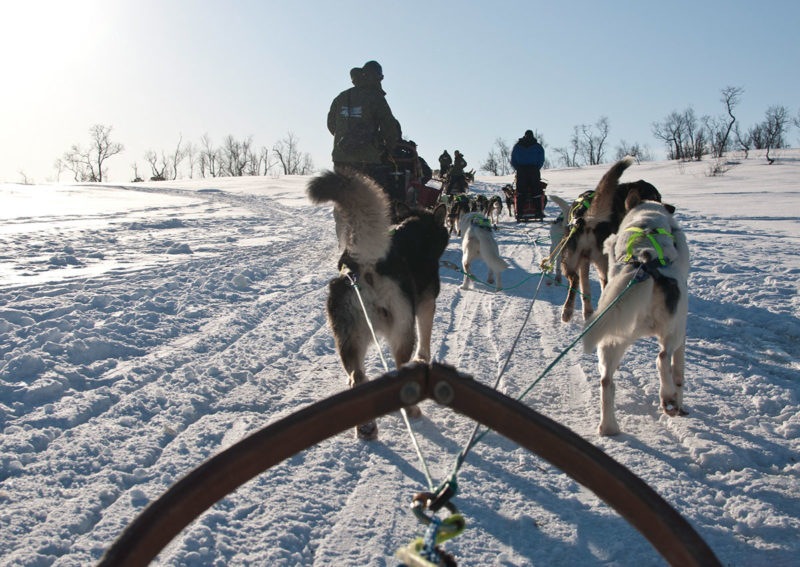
[583,194,688,435]
[501,184,516,217]
[307,169,449,440]
[559,156,665,323]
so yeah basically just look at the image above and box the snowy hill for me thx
[1,150,798,566]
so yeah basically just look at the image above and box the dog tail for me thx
[307,169,392,264]
[585,156,634,223]
[582,266,653,352]
[549,194,571,219]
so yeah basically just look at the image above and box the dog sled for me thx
[386,140,443,209]
[515,180,548,222]
[100,363,722,567]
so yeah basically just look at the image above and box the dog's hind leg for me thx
[388,317,422,418]
[337,341,380,440]
[561,267,579,322]
[658,335,686,417]
[579,261,594,320]
[413,295,436,363]
[596,340,630,435]
[672,341,688,416]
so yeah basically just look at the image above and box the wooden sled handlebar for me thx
[98,362,721,567]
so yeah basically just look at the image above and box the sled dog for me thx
[501,184,516,217]
[447,194,471,236]
[546,195,571,285]
[559,156,665,323]
[307,169,449,440]
[458,212,508,291]
[487,195,503,228]
[583,195,688,435]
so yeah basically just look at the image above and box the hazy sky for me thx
[2,0,798,183]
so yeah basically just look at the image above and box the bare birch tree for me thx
[62,124,124,182]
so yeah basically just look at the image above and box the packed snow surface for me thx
[1,151,798,566]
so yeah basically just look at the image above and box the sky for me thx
[2,0,799,184]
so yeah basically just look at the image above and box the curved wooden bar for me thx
[98,362,720,566]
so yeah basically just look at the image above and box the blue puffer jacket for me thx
[511,137,545,169]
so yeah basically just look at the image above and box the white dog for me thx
[459,212,508,291]
[583,195,688,435]
[546,195,571,285]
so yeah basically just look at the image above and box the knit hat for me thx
[362,60,383,81]
[350,67,364,87]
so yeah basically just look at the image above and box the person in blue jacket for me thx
[510,130,546,220]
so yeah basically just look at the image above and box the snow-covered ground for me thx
[1,150,798,566]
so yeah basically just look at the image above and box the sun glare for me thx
[2,2,103,77]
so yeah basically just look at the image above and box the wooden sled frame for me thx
[98,363,721,566]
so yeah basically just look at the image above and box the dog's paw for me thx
[561,308,574,323]
[662,400,681,417]
[598,420,620,436]
[356,421,378,441]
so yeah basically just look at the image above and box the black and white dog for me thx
[559,156,665,323]
[583,194,688,435]
[308,169,449,440]
[501,184,516,217]
[487,195,503,228]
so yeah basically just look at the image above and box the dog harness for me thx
[568,191,594,227]
[621,227,675,266]
[470,215,493,230]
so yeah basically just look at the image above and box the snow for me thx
[1,150,798,566]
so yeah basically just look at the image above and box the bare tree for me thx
[145,150,169,181]
[198,133,220,178]
[733,123,752,158]
[131,163,144,182]
[61,124,124,182]
[715,86,743,157]
[496,138,512,174]
[653,111,685,160]
[169,134,188,180]
[272,131,315,175]
[579,116,610,165]
[185,141,196,179]
[762,105,790,164]
[480,138,513,175]
[614,141,653,163]
[480,150,500,175]
[220,135,253,176]
[554,126,581,167]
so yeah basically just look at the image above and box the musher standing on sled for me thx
[510,130,546,220]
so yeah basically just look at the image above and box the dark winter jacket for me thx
[327,83,401,165]
[450,153,467,177]
[511,133,545,170]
